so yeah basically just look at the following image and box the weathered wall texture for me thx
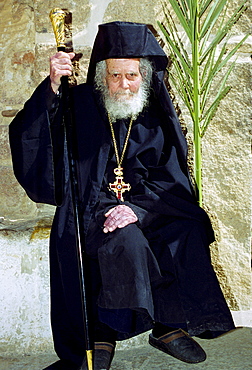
[203,60,252,310]
[0,0,251,355]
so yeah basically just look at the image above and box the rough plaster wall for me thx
[156,2,252,311]
[1,230,53,355]
[203,61,252,310]
[0,0,251,355]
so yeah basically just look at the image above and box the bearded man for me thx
[9,22,235,370]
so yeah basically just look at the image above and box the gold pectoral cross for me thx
[109,168,131,201]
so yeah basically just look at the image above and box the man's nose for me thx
[119,76,130,89]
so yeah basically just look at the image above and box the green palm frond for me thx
[167,0,192,41]
[201,85,231,137]
[200,0,228,40]
[201,1,247,61]
[158,0,248,205]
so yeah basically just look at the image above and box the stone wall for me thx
[0,0,251,355]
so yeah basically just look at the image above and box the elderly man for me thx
[9,22,235,370]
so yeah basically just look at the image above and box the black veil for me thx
[86,21,192,186]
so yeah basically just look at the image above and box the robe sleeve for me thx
[123,202,159,228]
[9,76,66,206]
[93,185,159,230]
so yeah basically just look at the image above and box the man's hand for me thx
[50,51,75,93]
[103,205,138,233]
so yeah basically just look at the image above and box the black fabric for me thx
[86,21,168,84]
[86,22,190,183]
[152,323,187,338]
[9,77,65,206]
[9,22,235,367]
[93,219,234,339]
[94,321,117,344]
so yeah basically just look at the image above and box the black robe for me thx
[9,21,235,367]
[9,77,235,365]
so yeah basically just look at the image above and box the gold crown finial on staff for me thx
[49,8,66,49]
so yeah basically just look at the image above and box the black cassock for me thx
[9,21,235,367]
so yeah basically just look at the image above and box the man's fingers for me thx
[69,52,75,60]
[103,205,138,233]
[50,52,75,92]
[104,207,116,217]
[52,51,75,60]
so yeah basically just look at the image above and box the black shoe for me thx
[79,342,115,370]
[149,328,206,364]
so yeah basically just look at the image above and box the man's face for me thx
[105,58,143,101]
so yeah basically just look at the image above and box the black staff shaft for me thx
[49,8,93,369]
[59,51,93,370]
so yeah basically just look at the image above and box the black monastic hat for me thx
[86,21,168,85]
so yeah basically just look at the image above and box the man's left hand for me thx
[103,205,138,233]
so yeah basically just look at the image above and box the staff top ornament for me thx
[49,8,66,49]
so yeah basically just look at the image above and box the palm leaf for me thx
[202,33,249,94]
[200,43,217,85]
[158,0,248,204]
[201,41,227,95]
[178,0,190,24]
[200,0,228,40]
[201,58,236,135]
[201,47,218,111]
[160,7,192,68]
[164,0,192,41]
[169,72,194,118]
[199,0,228,56]
[200,0,216,17]
[158,21,193,78]
[201,1,247,61]
[169,55,194,103]
[201,86,231,137]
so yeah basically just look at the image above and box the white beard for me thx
[103,83,149,121]
[94,59,153,121]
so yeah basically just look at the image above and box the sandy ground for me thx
[0,327,251,370]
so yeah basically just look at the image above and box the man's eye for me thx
[127,73,138,80]
[112,73,120,79]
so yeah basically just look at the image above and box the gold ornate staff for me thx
[49,8,66,49]
[49,8,93,370]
